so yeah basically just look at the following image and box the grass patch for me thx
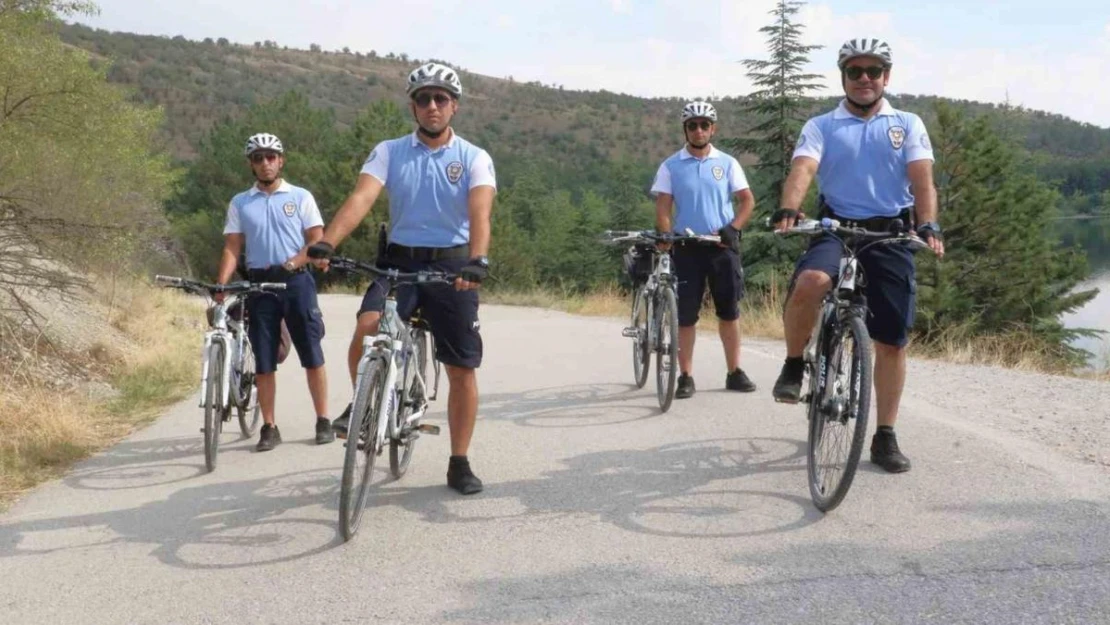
[0,277,203,508]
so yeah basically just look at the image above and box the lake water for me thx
[1060,218,1110,370]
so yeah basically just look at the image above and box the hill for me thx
[56,23,1110,211]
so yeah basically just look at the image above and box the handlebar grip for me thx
[154,275,183,286]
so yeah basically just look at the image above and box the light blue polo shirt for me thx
[793,99,934,220]
[223,181,324,269]
[650,145,750,234]
[360,130,497,247]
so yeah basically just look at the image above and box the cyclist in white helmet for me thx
[308,62,496,495]
[772,38,945,473]
[215,132,334,452]
[650,100,757,399]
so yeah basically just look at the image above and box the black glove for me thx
[770,208,799,225]
[306,241,334,259]
[718,223,741,249]
[460,257,489,284]
[916,222,943,243]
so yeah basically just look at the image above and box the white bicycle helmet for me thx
[837,38,893,68]
[244,132,283,156]
[406,62,463,98]
[681,101,717,122]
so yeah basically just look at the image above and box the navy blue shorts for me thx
[673,244,744,327]
[358,256,482,369]
[791,235,917,347]
[247,272,326,374]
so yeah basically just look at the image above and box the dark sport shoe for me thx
[447,456,483,495]
[725,368,757,392]
[772,357,805,403]
[315,417,335,445]
[332,403,352,439]
[870,428,912,473]
[674,373,696,399]
[256,423,282,452]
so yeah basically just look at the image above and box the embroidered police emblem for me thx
[797,134,806,147]
[366,149,377,163]
[712,166,724,181]
[446,161,464,184]
[282,201,297,217]
[888,126,906,149]
[921,134,931,150]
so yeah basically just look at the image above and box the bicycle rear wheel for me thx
[339,358,385,541]
[655,287,679,412]
[807,313,872,512]
[236,336,260,438]
[203,343,223,473]
[630,289,650,389]
[391,329,428,478]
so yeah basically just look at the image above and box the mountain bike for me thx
[774,218,928,511]
[154,275,287,472]
[603,229,722,413]
[324,256,449,541]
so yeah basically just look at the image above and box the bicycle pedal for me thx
[621,327,640,338]
[415,424,440,435]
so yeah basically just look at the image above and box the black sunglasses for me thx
[685,120,713,132]
[413,92,453,108]
[249,152,280,163]
[845,65,885,81]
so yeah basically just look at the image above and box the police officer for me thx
[772,38,945,473]
[651,100,757,399]
[216,133,334,452]
[309,63,495,495]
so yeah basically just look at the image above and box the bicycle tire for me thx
[236,336,260,438]
[655,287,679,413]
[339,358,385,541]
[631,289,650,389]
[807,313,872,512]
[203,343,222,473]
[390,329,427,478]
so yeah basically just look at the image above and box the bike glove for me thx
[306,241,335,259]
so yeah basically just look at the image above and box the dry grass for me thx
[0,276,203,508]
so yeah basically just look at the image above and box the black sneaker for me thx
[725,368,757,392]
[675,373,695,399]
[447,457,483,495]
[870,428,912,473]
[315,417,335,445]
[772,358,805,403]
[256,423,282,452]
[332,403,352,440]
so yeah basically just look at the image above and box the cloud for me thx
[611,0,631,15]
[495,14,515,30]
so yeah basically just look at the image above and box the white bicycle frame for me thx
[354,296,432,449]
[197,293,250,412]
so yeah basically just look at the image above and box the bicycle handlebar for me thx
[774,218,929,251]
[600,229,722,245]
[154,275,288,295]
[326,256,458,284]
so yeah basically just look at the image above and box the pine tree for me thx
[916,102,1099,365]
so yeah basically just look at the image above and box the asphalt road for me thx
[2,295,1109,624]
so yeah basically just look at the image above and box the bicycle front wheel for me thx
[654,287,679,413]
[631,289,650,389]
[203,343,223,473]
[339,358,385,541]
[807,313,872,512]
[391,329,428,478]
[236,337,260,438]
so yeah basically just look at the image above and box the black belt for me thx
[385,243,470,262]
[247,265,307,282]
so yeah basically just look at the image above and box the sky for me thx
[72,0,1110,128]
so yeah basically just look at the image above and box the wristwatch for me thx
[282,260,296,272]
[471,256,490,268]
[918,221,941,233]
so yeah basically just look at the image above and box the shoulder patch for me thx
[920,134,931,150]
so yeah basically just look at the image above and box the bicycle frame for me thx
[197,293,248,412]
